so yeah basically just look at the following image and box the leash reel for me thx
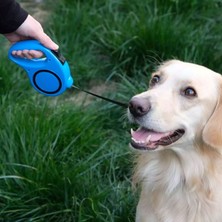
[8,40,128,108]
[8,40,73,96]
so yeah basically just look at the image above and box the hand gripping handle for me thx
[8,40,74,96]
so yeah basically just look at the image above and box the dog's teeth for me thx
[132,137,139,143]
[132,138,139,143]
[131,137,145,144]
[132,137,136,142]
[146,135,152,143]
[131,128,135,135]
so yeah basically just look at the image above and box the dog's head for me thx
[128,60,222,151]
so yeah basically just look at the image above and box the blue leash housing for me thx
[8,40,74,96]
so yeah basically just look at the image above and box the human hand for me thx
[4,15,58,59]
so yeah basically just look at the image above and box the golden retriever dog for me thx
[128,60,222,222]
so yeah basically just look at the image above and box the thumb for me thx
[35,32,59,51]
[16,15,59,50]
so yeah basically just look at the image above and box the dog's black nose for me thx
[129,97,151,117]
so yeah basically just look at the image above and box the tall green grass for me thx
[0,96,133,221]
[0,0,222,221]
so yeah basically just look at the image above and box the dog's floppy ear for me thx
[202,82,222,149]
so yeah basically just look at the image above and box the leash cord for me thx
[71,85,128,108]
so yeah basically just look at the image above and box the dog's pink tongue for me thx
[131,127,169,142]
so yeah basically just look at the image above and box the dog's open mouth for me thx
[130,127,185,150]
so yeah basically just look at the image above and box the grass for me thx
[0,0,222,221]
[0,96,133,221]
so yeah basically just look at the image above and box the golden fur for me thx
[128,60,222,222]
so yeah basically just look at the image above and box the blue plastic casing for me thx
[8,40,74,96]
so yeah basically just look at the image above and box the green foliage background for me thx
[0,0,222,221]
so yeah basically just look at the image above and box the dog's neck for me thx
[133,142,222,195]
[133,143,222,221]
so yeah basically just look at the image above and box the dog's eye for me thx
[183,87,197,98]
[150,75,160,86]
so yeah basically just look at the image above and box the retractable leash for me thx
[8,40,128,108]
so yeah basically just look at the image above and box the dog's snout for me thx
[129,97,151,117]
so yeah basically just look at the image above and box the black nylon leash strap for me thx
[71,85,128,108]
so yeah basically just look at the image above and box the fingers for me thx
[12,49,44,59]
[29,50,44,58]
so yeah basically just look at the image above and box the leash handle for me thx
[8,40,128,108]
[8,40,73,96]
